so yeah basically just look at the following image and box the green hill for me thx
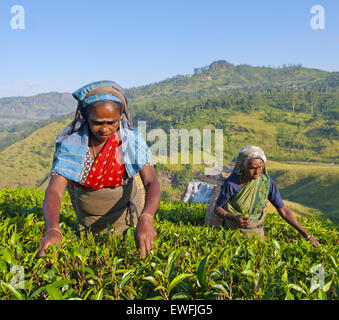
[126,61,331,105]
[0,117,338,224]
[0,92,75,126]
[0,119,70,188]
[1,60,337,127]
[0,113,73,152]
[268,161,339,224]
[0,59,338,225]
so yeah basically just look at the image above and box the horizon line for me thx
[0,59,337,99]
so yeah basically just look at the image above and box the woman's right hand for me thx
[37,230,62,258]
[234,215,250,228]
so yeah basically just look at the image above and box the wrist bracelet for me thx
[46,227,62,236]
[215,211,227,219]
[305,235,312,241]
[139,213,154,220]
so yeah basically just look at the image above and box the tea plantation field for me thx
[0,187,338,300]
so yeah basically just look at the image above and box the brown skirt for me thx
[66,178,144,235]
[223,212,266,238]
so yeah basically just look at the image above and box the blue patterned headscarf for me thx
[51,80,152,182]
[72,80,124,107]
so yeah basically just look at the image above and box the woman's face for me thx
[243,158,264,180]
[87,101,121,142]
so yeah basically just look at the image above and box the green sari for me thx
[223,174,271,237]
[224,173,270,220]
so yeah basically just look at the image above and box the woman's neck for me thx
[238,174,251,186]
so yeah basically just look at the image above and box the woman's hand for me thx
[135,215,157,259]
[37,230,62,257]
[306,235,320,248]
[278,206,320,248]
[38,174,68,258]
[234,215,250,228]
[137,166,160,259]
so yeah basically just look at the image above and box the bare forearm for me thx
[279,207,308,238]
[142,181,160,217]
[43,190,61,230]
[215,206,237,221]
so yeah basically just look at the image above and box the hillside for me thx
[0,92,75,126]
[126,61,331,103]
[0,119,70,188]
[1,61,338,164]
[268,161,339,224]
[0,113,73,152]
[0,59,338,225]
[0,115,338,224]
[1,60,337,127]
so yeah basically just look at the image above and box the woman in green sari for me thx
[214,146,319,247]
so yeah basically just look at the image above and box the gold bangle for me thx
[46,227,62,236]
[139,213,154,220]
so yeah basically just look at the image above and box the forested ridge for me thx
[1,60,338,162]
[0,60,338,223]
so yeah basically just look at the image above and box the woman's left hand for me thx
[135,214,157,259]
[307,235,320,248]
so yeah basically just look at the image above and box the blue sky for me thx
[0,0,338,97]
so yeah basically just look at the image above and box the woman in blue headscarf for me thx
[38,81,160,259]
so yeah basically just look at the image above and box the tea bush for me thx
[0,187,338,300]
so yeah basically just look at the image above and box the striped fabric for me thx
[72,80,123,107]
[52,122,89,182]
[120,115,152,177]
[52,122,152,182]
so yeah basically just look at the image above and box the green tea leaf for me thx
[154,285,167,292]
[47,286,64,300]
[1,248,12,264]
[318,289,327,300]
[212,284,228,296]
[1,281,24,300]
[282,269,288,283]
[165,250,178,280]
[272,240,280,251]
[169,273,192,293]
[146,295,164,300]
[323,280,332,293]
[287,284,306,294]
[329,255,337,269]
[171,292,191,300]
[83,288,95,300]
[120,270,134,289]
[218,247,227,260]
[95,289,103,300]
[143,276,157,286]
[242,269,256,279]
[197,254,210,288]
